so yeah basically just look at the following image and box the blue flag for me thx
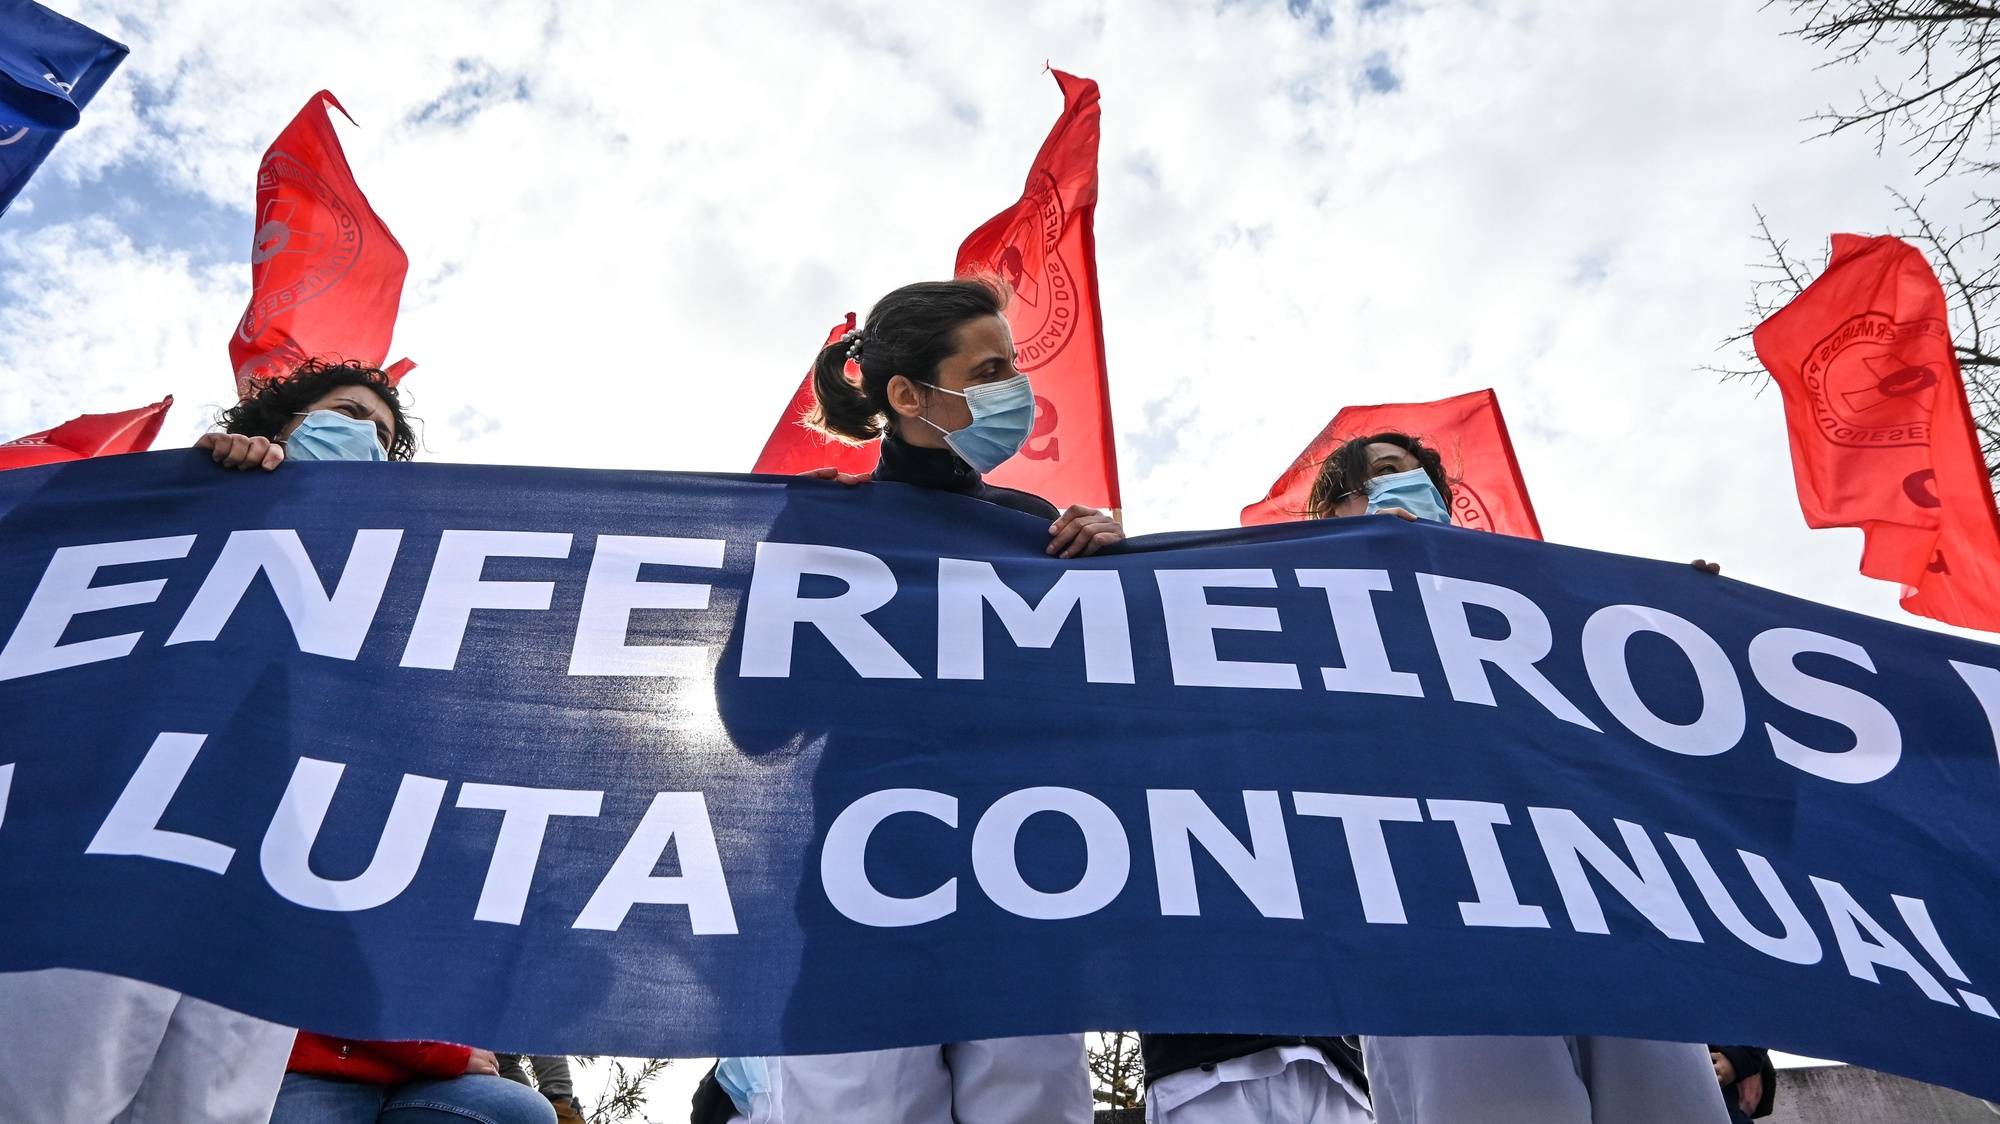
[3,451,2000,1101]
[0,0,125,215]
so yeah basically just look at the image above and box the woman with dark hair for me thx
[198,357,418,469]
[1289,432,1727,1124]
[698,279,1108,1124]
[796,277,1122,558]
[1138,435,1439,1124]
[1303,432,1452,522]
[1140,432,1725,1124]
[203,361,552,1124]
[0,360,427,1121]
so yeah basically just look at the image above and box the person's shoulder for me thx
[981,484,1059,520]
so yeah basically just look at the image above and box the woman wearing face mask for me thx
[198,356,415,469]
[1306,433,1449,523]
[0,359,419,1123]
[696,280,1108,1124]
[1133,452,1420,1124]
[795,282,1122,559]
[205,362,553,1124]
[1305,433,1729,1124]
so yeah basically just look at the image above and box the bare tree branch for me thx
[1701,209,1822,384]
[1773,0,2000,176]
[1087,1031,1146,1109]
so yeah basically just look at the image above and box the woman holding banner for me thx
[1303,433,1729,1124]
[697,279,1115,1124]
[0,359,421,1123]
[202,362,549,1124]
[1131,437,1466,1123]
[198,356,418,469]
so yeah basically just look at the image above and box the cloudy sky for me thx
[7,0,1989,636]
[2,0,1982,1106]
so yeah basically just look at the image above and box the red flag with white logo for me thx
[0,395,172,469]
[1241,388,1543,538]
[752,315,880,477]
[230,91,412,395]
[957,68,1119,510]
[1753,233,2000,632]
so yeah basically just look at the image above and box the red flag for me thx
[957,68,1119,510]
[1752,234,2000,632]
[1241,388,1543,538]
[752,315,880,477]
[0,395,172,470]
[230,91,411,395]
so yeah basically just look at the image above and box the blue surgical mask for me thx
[1366,467,1450,524]
[714,1056,771,1114]
[918,374,1036,474]
[285,410,387,463]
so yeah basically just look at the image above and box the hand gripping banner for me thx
[2,452,1998,1100]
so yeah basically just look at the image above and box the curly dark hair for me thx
[1306,431,1455,519]
[216,359,418,460]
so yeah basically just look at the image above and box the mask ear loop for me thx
[912,379,969,438]
[279,409,319,447]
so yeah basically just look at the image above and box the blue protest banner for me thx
[0,0,125,215]
[2,451,1998,1099]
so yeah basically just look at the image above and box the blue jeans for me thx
[271,1072,558,1124]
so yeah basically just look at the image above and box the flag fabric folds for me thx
[752,70,1121,511]
[956,68,1119,511]
[1753,234,2000,633]
[0,395,170,469]
[752,315,878,478]
[0,0,126,216]
[1241,387,1543,538]
[230,91,411,395]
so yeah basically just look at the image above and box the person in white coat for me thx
[1305,430,1728,1124]
[0,360,418,1123]
[696,279,1121,1124]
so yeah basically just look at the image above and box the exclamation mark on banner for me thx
[1894,895,1999,1017]
[0,762,12,832]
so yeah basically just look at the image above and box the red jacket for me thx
[288,1032,472,1085]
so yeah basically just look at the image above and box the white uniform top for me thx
[1147,1044,1370,1118]
[0,968,294,1123]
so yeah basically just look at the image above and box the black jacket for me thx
[1713,1045,1776,1122]
[870,431,1059,520]
[690,1065,733,1124]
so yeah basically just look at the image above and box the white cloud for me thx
[0,216,240,442]
[4,0,1983,606]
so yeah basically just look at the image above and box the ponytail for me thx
[804,337,883,443]
[803,278,1007,445]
